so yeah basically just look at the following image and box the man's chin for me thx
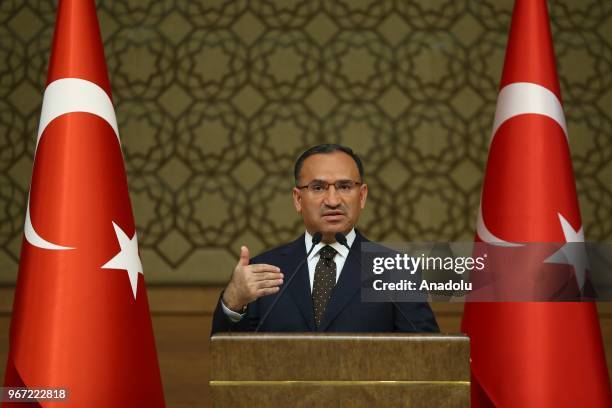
[320,226,351,242]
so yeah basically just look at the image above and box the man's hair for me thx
[294,144,364,185]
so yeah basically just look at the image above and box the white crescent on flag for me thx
[490,82,567,140]
[25,78,120,250]
[477,81,573,246]
[477,81,587,289]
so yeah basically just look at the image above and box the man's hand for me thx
[222,246,284,312]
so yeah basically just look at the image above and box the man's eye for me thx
[338,182,352,191]
[311,184,325,191]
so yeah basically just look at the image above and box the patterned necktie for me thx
[312,245,337,329]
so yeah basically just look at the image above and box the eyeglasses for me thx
[296,180,363,195]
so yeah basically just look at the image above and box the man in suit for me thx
[211,144,439,333]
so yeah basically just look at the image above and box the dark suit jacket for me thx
[211,231,439,334]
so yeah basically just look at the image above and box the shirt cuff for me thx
[221,299,246,323]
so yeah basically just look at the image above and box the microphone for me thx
[335,231,419,332]
[255,232,322,332]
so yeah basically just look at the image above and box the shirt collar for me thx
[304,229,356,261]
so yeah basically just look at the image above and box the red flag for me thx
[3,1,165,406]
[462,0,611,406]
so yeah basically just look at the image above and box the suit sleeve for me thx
[210,291,261,335]
[393,301,440,333]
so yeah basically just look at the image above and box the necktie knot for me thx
[319,245,336,261]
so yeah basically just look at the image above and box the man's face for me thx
[292,151,368,243]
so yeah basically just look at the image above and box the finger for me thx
[237,246,249,267]
[248,264,281,274]
[258,286,281,297]
[257,278,284,289]
[253,271,284,282]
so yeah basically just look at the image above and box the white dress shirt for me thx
[304,229,355,291]
[221,229,357,322]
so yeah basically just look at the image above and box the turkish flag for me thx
[462,0,611,406]
[3,1,165,407]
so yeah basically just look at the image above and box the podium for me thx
[210,333,470,407]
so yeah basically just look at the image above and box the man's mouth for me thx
[322,211,344,221]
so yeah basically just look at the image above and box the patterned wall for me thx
[1,0,610,283]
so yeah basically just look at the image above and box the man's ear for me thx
[292,187,302,212]
[359,184,368,209]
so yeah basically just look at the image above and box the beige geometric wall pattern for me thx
[1,0,611,283]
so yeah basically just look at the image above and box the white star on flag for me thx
[102,222,143,299]
[544,213,588,290]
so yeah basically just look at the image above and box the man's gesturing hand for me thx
[222,246,284,313]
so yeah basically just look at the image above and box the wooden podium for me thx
[210,333,470,407]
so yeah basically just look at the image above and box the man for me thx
[211,144,439,333]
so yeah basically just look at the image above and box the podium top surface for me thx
[212,332,468,342]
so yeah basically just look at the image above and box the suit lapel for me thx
[319,231,365,331]
[283,237,315,331]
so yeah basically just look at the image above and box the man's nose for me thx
[323,185,341,206]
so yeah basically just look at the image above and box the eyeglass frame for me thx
[295,179,364,194]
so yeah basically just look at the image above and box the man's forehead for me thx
[300,151,360,179]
